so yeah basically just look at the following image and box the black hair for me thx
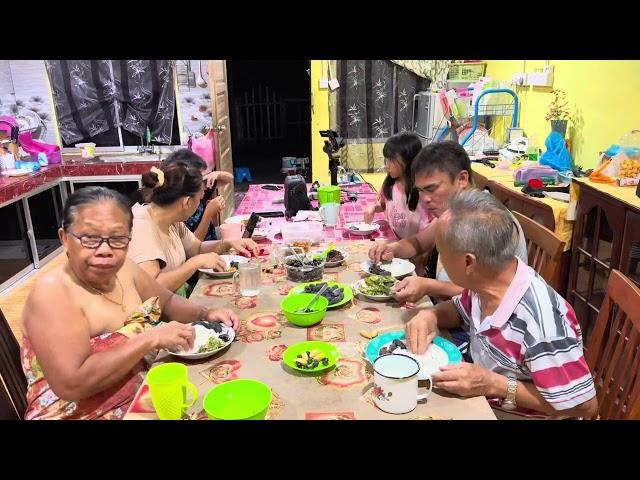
[62,186,133,231]
[381,132,423,211]
[411,141,472,183]
[140,149,204,206]
[161,148,207,171]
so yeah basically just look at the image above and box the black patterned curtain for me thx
[333,60,429,173]
[45,60,176,145]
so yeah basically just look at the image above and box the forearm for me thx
[199,239,228,254]
[60,333,157,400]
[486,373,597,418]
[423,279,464,301]
[215,171,234,186]
[162,292,205,324]
[155,257,201,292]
[393,238,421,259]
[193,211,215,241]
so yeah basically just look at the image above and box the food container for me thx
[284,255,325,282]
[281,221,324,245]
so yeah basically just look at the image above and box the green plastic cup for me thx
[147,362,198,420]
[280,293,328,326]
[203,379,272,420]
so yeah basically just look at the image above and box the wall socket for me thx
[318,78,329,89]
[511,73,526,86]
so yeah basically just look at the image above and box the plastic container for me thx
[284,254,325,283]
[203,379,272,420]
[281,221,324,245]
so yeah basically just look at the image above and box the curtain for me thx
[45,60,119,144]
[113,60,176,144]
[45,60,176,145]
[330,60,430,173]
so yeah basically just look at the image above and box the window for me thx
[46,60,182,152]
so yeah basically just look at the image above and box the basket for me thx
[448,63,486,81]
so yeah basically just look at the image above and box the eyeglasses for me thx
[68,232,131,249]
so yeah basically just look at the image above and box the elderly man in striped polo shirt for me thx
[406,189,597,419]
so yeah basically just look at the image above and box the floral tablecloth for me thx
[125,240,496,420]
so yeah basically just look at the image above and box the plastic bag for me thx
[189,130,216,170]
[539,131,572,171]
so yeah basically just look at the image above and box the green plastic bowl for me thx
[203,379,272,420]
[282,341,341,373]
[280,293,329,327]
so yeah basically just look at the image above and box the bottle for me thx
[527,134,538,162]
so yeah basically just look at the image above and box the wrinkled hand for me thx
[405,309,438,355]
[203,171,219,188]
[198,252,227,271]
[226,238,259,257]
[363,206,375,224]
[205,195,225,215]
[432,362,498,398]
[150,321,195,351]
[206,308,239,330]
[368,241,396,263]
[393,276,430,304]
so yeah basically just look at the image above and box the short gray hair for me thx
[442,189,518,269]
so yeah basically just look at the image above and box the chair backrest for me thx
[0,308,27,419]
[511,210,565,290]
[585,270,640,420]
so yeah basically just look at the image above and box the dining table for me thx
[124,183,496,420]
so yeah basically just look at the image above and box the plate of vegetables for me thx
[198,255,248,278]
[353,275,397,301]
[167,321,235,360]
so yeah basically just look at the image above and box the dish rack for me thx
[458,88,519,147]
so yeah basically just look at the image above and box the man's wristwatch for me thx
[501,373,518,411]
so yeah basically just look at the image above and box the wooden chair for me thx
[585,270,640,420]
[511,210,565,291]
[0,308,27,419]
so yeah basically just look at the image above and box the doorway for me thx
[226,60,311,192]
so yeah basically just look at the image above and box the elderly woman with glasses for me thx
[20,186,239,420]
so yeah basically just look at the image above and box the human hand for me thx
[198,252,227,271]
[205,196,225,216]
[363,206,376,224]
[393,276,430,304]
[149,321,195,351]
[405,309,438,355]
[205,308,240,330]
[226,238,259,257]
[431,362,499,398]
[203,171,219,188]
[368,241,396,263]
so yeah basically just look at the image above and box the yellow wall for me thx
[310,60,387,188]
[485,60,640,170]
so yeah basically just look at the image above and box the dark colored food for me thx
[326,250,344,262]
[369,263,392,276]
[294,349,330,370]
[303,282,345,305]
[285,257,324,282]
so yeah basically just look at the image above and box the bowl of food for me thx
[280,293,329,327]
[354,274,397,301]
[282,341,340,373]
[198,254,248,278]
[203,379,272,420]
[311,248,348,267]
[284,255,325,283]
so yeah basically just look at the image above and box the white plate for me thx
[310,249,349,267]
[344,222,380,235]
[168,323,235,360]
[252,228,268,241]
[198,254,249,278]
[353,278,396,301]
[360,258,415,278]
[383,343,449,378]
[1,168,32,177]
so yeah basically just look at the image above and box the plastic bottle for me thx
[527,134,539,162]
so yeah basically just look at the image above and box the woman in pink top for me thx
[364,132,435,239]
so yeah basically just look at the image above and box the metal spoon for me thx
[297,284,328,313]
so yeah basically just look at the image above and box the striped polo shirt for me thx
[452,257,596,414]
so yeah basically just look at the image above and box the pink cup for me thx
[220,223,242,240]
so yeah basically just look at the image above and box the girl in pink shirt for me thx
[364,132,435,239]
